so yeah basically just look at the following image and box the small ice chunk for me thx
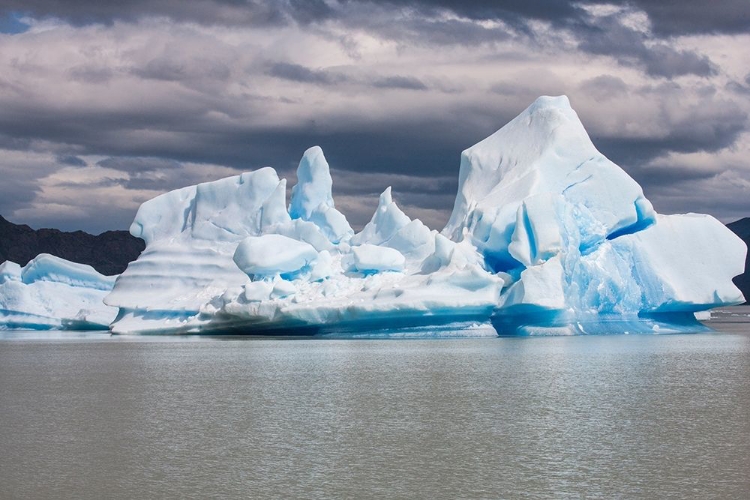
[694,310,711,321]
[501,255,566,310]
[0,261,22,284]
[244,281,273,302]
[271,280,297,299]
[270,219,333,252]
[234,234,318,277]
[309,250,333,281]
[350,244,405,273]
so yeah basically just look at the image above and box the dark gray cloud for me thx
[68,65,114,84]
[592,102,747,168]
[372,76,428,90]
[267,63,431,91]
[726,73,750,95]
[395,0,750,36]
[1,72,744,204]
[0,1,725,79]
[0,11,30,33]
[571,12,717,78]
[56,155,87,167]
[0,0,293,27]
[132,57,232,83]
[384,0,581,25]
[97,157,182,172]
[0,0,570,29]
[0,180,39,215]
[578,75,628,101]
[4,0,748,36]
[625,0,750,36]
[266,62,348,85]
[51,177,125,189]
[1,0,749,231]
[0,152,60,218]
[331,3,720,78]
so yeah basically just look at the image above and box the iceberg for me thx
[0,254,117,330]
[3,95,745,335]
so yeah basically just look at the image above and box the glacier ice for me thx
[349,244,406,273]
[0,254,117,330]
[234,234,319,278]
[289,146,353,244]
[2,95,746,335]
[351,187,435,267]
[443,95,656,273]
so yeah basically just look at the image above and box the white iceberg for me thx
[0,254,117,330]
[3,95,745,335]
[349,244,406,273]
[104,95,745,335]
[233,234,319,278]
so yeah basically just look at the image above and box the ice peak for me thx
[443,94,654,273]
[289,146,353,243]
[351,186,411,246]
[380,186,393,206]
[528,94,571,112]
[290,146,335,220]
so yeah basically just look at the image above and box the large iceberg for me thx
[0,254,117,330]
[3,95,746,335]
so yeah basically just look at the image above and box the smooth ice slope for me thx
[234,235,318,278]
[96,94,745,335]
[350,244,405,272]
[607,214,745,312]
[443,95,655,272]
[0,254,117,330]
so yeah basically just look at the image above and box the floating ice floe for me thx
[2,96,746,334]
[0,254,117,330]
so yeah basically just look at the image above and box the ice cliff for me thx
[2,96,746,334]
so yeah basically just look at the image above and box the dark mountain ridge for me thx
[727,217,750,304]
[0,215,144,276]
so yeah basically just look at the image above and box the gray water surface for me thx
[1,311,749,499]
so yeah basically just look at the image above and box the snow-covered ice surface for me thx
[0,254,117,330]
[2,96,745,335]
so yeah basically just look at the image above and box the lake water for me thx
[1,307,749,499]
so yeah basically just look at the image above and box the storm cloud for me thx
[0,0,749,233]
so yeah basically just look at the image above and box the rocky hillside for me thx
[0,215,144,276]
[727,217,750,304]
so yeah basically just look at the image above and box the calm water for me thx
[1,309,749,499]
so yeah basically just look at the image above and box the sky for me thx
[0,0,749,234]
